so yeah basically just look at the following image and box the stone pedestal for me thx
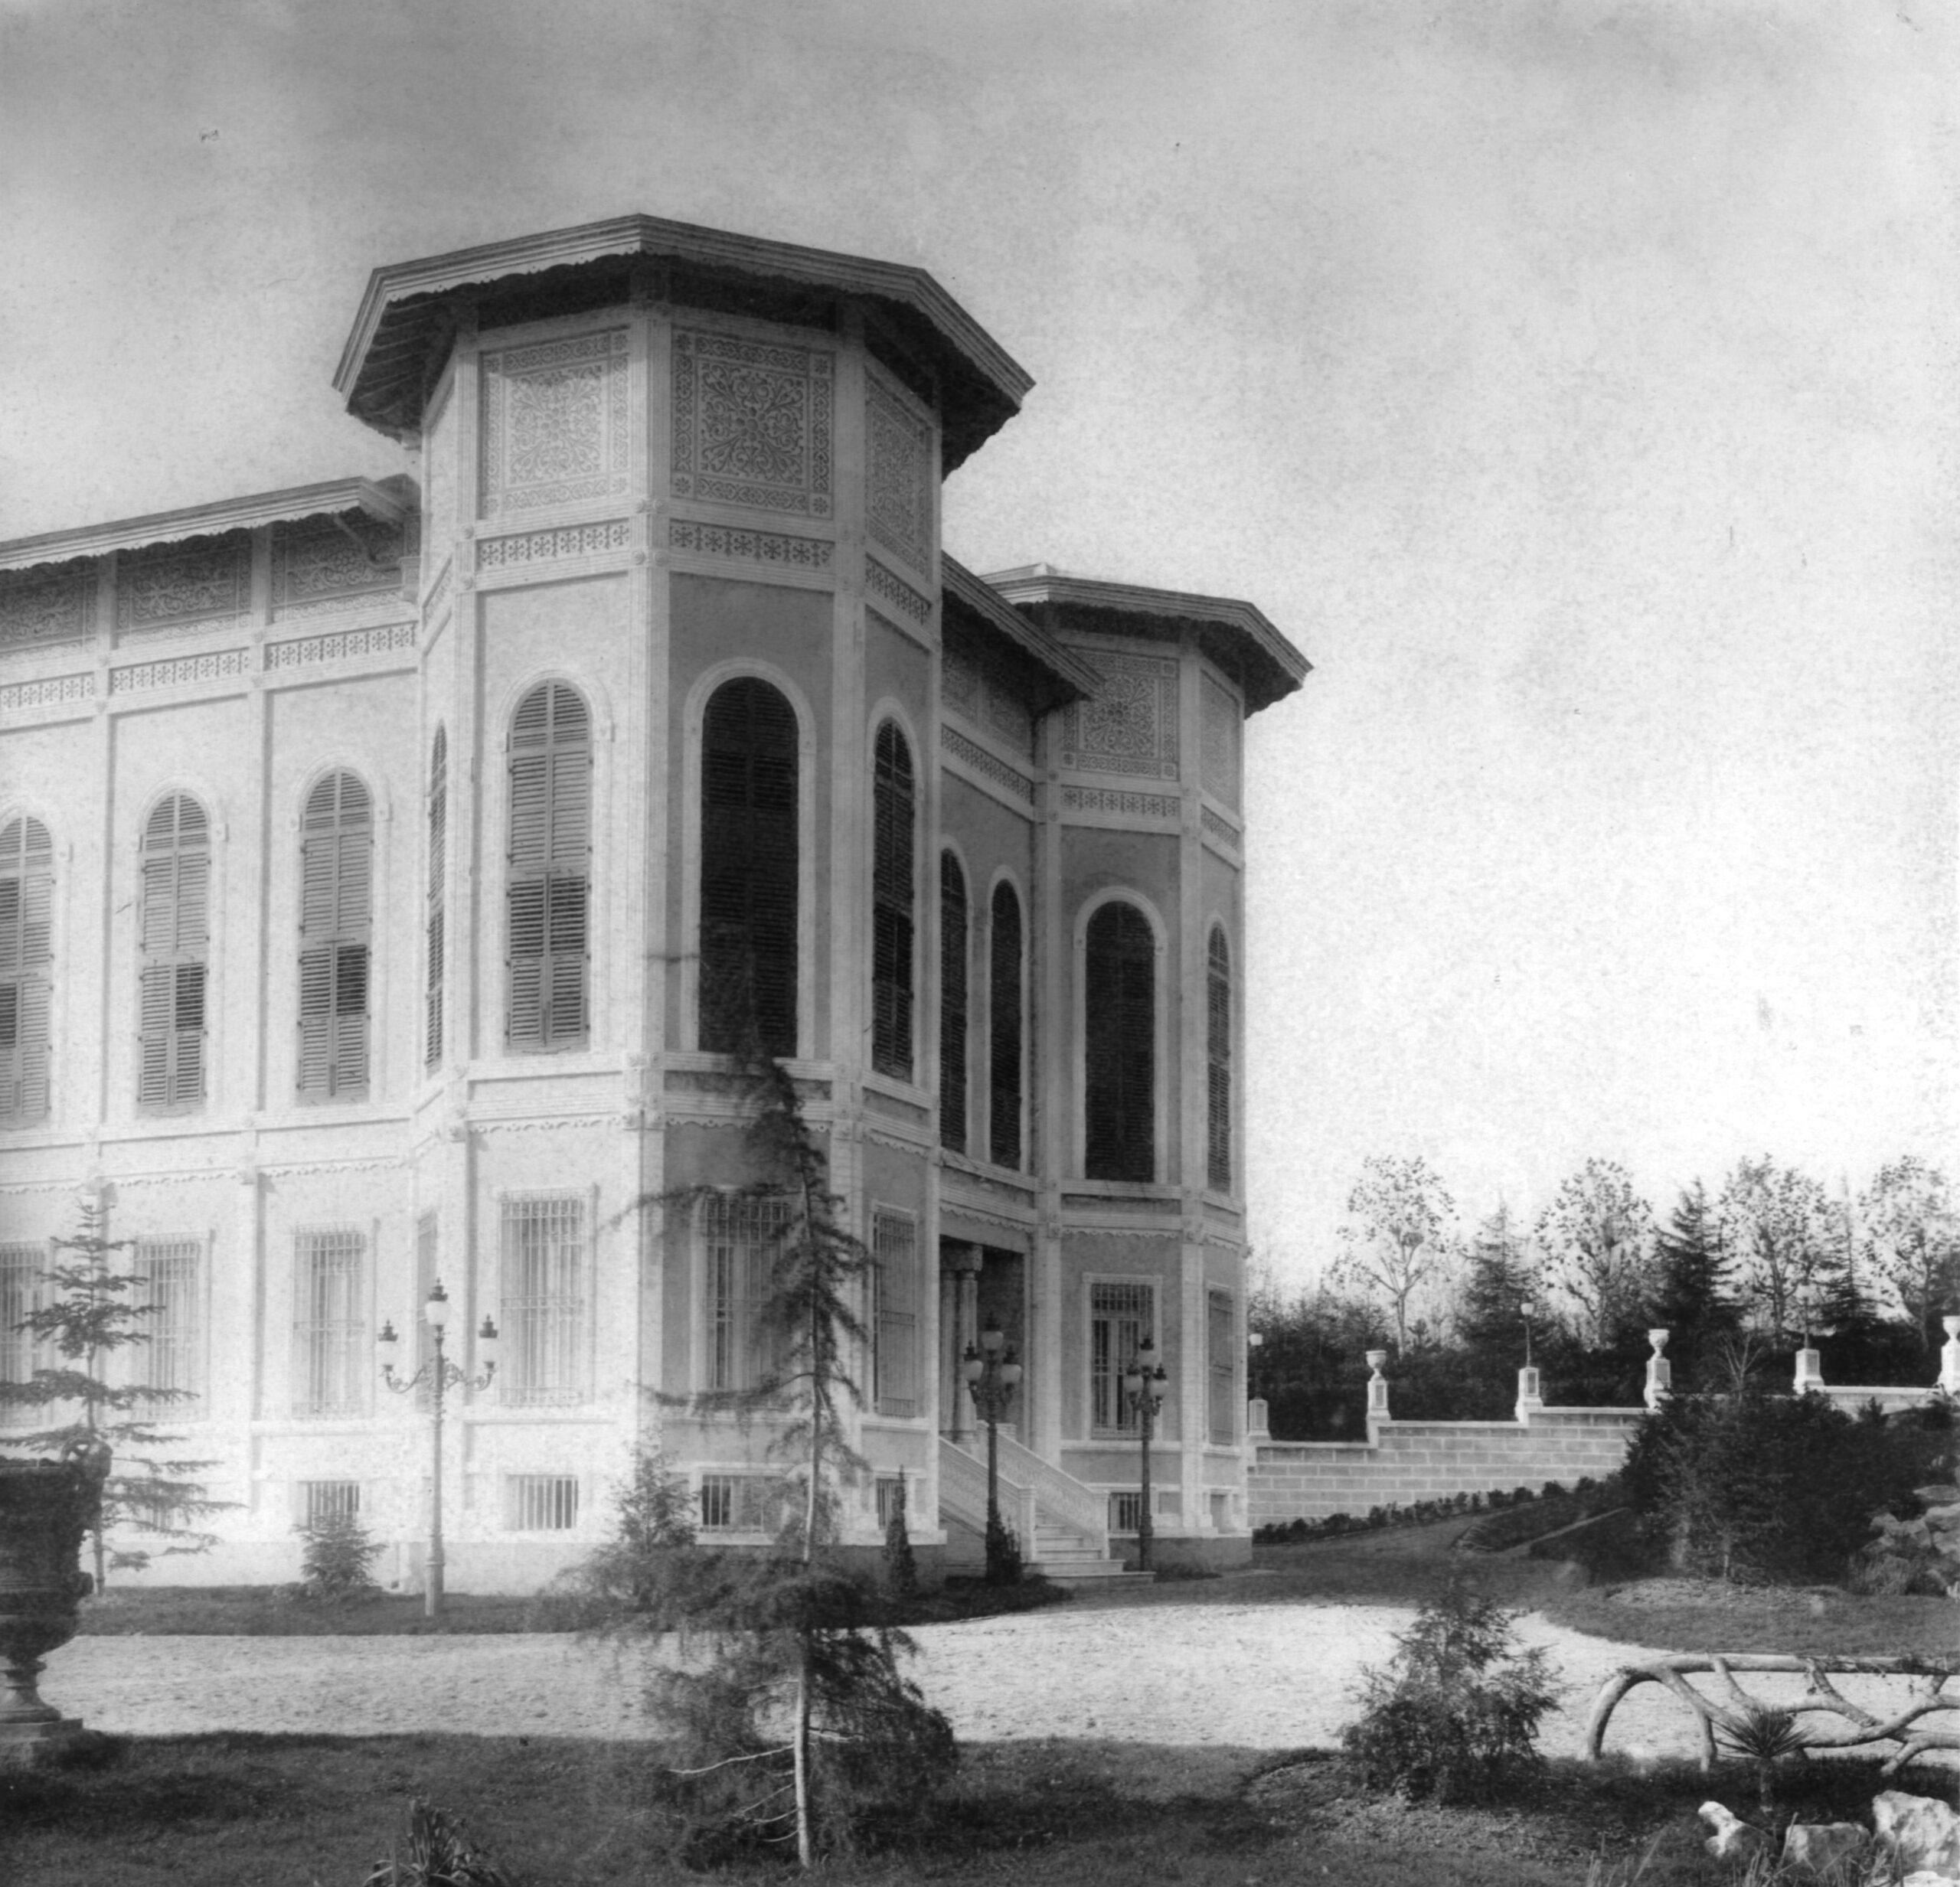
[1793,1346,1824,1394]
[1644,1329,1672,1412]
[0,1452,106,1765]
[1514,1365,1544,1422]
[1939,1317,1960,1397]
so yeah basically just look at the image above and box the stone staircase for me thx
[939,1434,1152,1587]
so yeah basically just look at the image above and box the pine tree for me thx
[1455,1204,1537,1353]
[1645,1181,1740,1389]
[0,1202,226,1589]
[632,1020,954,1866]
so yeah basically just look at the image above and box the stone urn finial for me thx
[1645,1329,1673,1411]
[1364,1350,1390,1421]
[0,1451,109,1765]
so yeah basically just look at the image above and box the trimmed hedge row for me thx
[1452,1476,1619,1554]
[1253,1480,1581,1546]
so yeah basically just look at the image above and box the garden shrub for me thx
[1622,1386,1942,1584]
[292,1507,382,1606]
[364,1797,511,1886]
[984,1510,1023,1585]
[883,1482,919,1599]
[531,1447,697,1628]
[1341,1572,1560,1802]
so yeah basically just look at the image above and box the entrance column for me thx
[942,1242,982,1444]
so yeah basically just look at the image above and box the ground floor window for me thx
[506,1475,580,1531]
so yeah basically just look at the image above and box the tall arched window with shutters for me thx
[938,852,967,1151]
[297,771,373,1101]
[1083,899,1155,1182]
[507,682,591,1051]
[138,795,211,1111]
[871,721,915,1079]
[700,677,798,1056]
[424,728,446,1071]
[0,815,53,1127]
[1207,926,1233,1193]
[988,881,1024,1170]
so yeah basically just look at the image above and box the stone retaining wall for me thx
[1246,1408,1642,1526]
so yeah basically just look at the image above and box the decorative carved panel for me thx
[865,374,932,570]
[865,557,930,624]
[116,534,249,635]
[479,329,631,515]
[671,329,833,516]
[1200,671,1240,808]
[424,380,456,553]
[1200,805,1242,853]
[942,726,1034,805]
[266,622,417,669]
[110,648,250,693]
[0,672,91,712]
[272,516,406,619]
[478,520,632,570]
[939,642,1034,759]
[1060,785,1179,821]
[1061,651,1179,779]
[668,520,832,570]
[0,565,95,654]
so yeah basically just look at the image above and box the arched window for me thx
[1207,926,1232,1193]
[424,729,446,1071]
[139,795,211,1110]
[871,721,915,1079]
[298,772,372,1100]
[988,881,1024,1170]
[507,682,591,1050]
[939,852,967,1151]
[0,815,53,1127]
[1083,900,1155,1182]
[700,678,798,1056]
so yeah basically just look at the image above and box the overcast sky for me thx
[2,0,1953,1284]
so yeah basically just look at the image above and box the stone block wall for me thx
[1246,1409,1641,1527]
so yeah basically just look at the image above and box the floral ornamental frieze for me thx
[1060,785,1179,821]
[109,648,250,694]
[1061,651,1180,779]
[941,726,1035,805]
[1200,672,1241,808]
[865,376,932,571]
[271,516,407,618]
[1200,805,1242,854]
[0,566,95,655]
[115,534,250,636]
[667,520,832,570]
[865,557,931,625]
[479,329,632,516]
[476,519,632,570]
[265,622,417,669]
[671,330,834,516]
[0,673,91,712]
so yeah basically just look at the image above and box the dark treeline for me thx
[1252,1154,1954,1441]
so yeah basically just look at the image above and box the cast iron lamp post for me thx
[378,1281,498,1620]
[962,1317,1023,1582]
[1121,1336,1171,1573]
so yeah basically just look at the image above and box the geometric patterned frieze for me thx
[1200,805,1242,854]
[1060,785,1179,821]
[109,647,251,694]
[865,373,932,571]
[115,533,250,635]
[479,329,632,516]
[0,671,93,713]
[271,515,407,619]
[865,557,931,624]
[265,621,418,670]
[671,328,834,517]
[0,563,96,654]
[1061,649,1180,779]
[942,726,1035,805]
[667,519,833,570]
[1200,671,1241,808]
[477,519,632,570]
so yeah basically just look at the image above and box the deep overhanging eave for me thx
[0,478,410,575]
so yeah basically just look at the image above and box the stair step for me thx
[1031,1560,1155,1586]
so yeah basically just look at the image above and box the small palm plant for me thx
[364,1799,510,1887]
[1717,1702,1811,1817]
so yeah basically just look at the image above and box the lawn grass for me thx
[7,1728,1909,1887]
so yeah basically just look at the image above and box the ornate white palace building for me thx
[0,216,1306,1586]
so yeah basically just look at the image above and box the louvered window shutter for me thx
[988,883,1024,1170]
[938,854,967,1151]
[1085,902,1155,1182]
[699,679,799,1056]
[0,816,53,1126]
[138,796,210,1111]
[296,773,372,1099]
[507,684,590,1050]
[871,723,916,1079]
[425,730,446,1069]
[1207,928,1233,1193]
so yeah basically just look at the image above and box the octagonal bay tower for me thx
[0,217,1307,1588]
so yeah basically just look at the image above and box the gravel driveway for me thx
[40,1594,1717,1763]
